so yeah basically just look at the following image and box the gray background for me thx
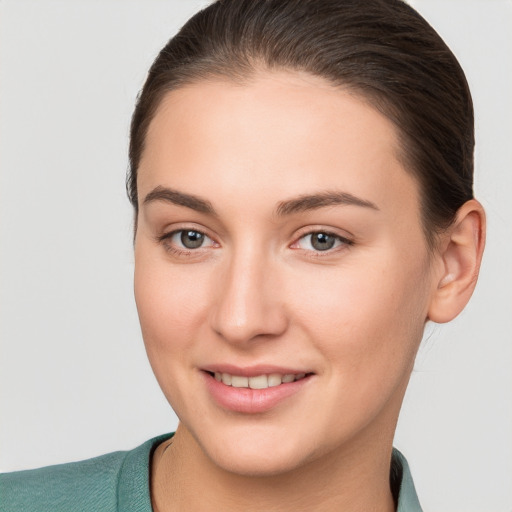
[1,1,511,511]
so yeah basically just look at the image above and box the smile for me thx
[204,369,314,413]
[213,372,307,389]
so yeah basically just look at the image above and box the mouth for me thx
[202,368,314,414]
[206,371,310,389]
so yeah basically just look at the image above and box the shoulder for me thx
[0,434,172,512]
[0,450,126,512]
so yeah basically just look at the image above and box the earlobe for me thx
[428,199,486,323]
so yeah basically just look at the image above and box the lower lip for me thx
[203,372,312,414]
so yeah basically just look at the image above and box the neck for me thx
[151,424,396,512]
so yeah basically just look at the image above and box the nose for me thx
[209,247,288,345]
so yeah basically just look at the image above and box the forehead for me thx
[138,70,420,219]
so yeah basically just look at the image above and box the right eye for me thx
[167,229,215,250]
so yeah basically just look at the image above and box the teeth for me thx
[213,372,307,389]
[249,375,268,389]
[231,375,249,388]
[267,374,282,387]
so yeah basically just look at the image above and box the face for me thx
[134,71,436,476]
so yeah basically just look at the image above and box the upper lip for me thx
[202,364,313,377]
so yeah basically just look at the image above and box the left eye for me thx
[170,230,214,249]
[296,232,348,252]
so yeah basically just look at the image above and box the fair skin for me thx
[133,70,485,512]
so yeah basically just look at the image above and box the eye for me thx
[295,231,351,252]
[164,229,216,250]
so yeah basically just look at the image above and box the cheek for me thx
[133,247,209,366]
[289,252,430,382]
[133,251,218,421]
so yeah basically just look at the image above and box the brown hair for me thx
[127,0,474,247]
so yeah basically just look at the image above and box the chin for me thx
[191,423,320,477]
[209,444,307,477]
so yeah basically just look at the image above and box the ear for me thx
[428,199,486,323]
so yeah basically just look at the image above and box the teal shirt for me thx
[0,435,422,511]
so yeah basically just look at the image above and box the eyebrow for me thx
[143,186,216,215]
[276,191,379,216]
[143,186,379,216]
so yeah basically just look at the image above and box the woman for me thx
[0,0,489,511]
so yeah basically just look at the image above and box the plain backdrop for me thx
[0,1,511,511]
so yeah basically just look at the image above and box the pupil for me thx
[312,233,335,251]
[181,230,204,249]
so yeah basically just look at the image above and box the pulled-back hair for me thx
[128,0,474,247]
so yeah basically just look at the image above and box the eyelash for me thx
[291,230,353,255]
[157,228,353,257]
[157,229,217,256]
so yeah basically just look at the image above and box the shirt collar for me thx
[392,448,423,512]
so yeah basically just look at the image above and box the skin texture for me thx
[133,71,485,512]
